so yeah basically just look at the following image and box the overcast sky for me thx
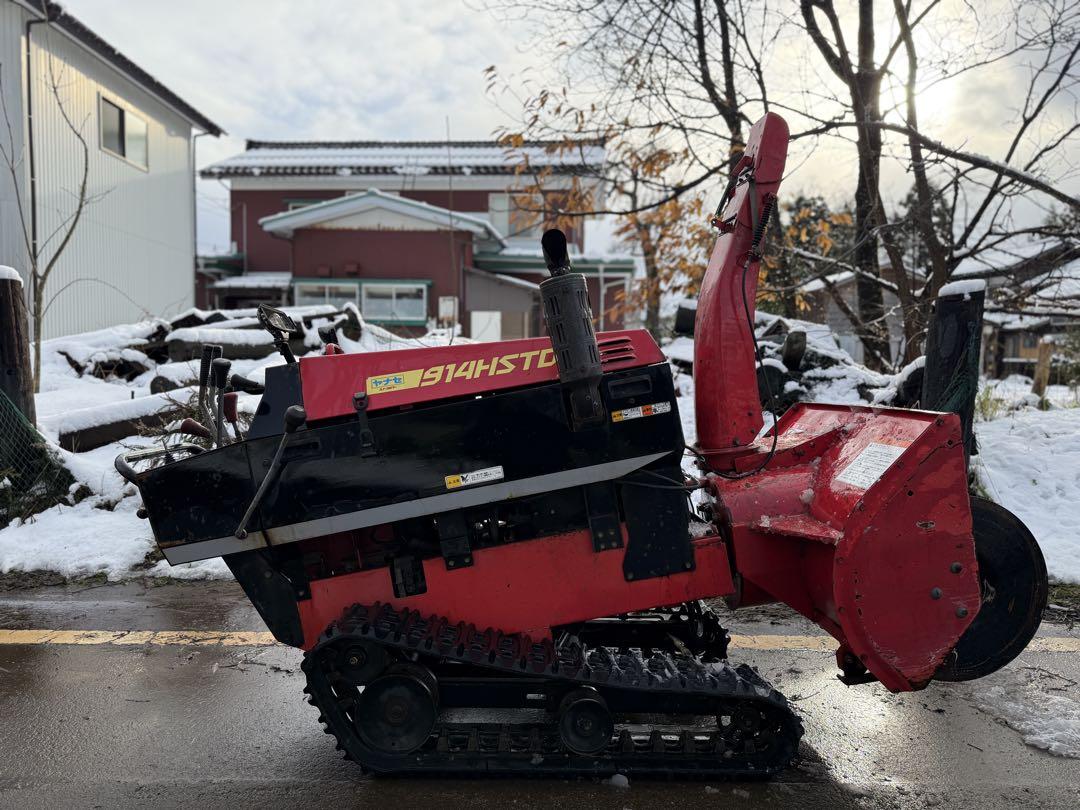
[61,0,1077,257]
[62,0,538,253]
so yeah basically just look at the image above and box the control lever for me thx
[235,405,307,540]
[223,392,240,441]
[317,324,338,345]
[197,344,222,424]
[176,417,212,441]
[210,357,232,446]
[229,373,265,395]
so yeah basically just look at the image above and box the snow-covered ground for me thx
[974,407,1080,582]
[964,666,1080,758]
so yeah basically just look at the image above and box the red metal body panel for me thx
[712,403,981,691]
[694,113,790,459]
[299,329,663,422]
[297,530,736,649]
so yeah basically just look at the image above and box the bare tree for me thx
[0,49,105,394]
[483,0,773,334]
[793,0,1080,366]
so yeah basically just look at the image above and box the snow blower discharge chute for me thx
[118,112,1048,778]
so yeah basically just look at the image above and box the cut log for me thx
[45,388,194,452]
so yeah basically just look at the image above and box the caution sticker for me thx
[835,442,908,490]
[611,401,673,423]
[445,465,505,490]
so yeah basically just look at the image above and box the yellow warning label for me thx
[365,368,424,395]
[445,465,505,490]
[612,401,672,423]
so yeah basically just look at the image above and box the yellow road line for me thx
[730,634,839,651]
[0,628,1076,652]
[0,629,277,646]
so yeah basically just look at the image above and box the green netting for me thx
[925,323,982,457]
[0,389,75,528]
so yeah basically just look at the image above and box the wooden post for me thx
[1032,339,1052,400]
[0,266,36,424]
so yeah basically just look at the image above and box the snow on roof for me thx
[465,267,540,292]
[201,139,605,179]
[798,270,855,294]
[492,245,636,264]
[983,312,1052,331]
[952,237,1063,278]
[212,272,292,290]
[258,188,506,244]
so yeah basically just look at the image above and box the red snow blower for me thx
[119,112,1047,777]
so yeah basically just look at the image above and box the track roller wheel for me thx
[719,703,764,747]
[557,687,613,755]
[355,663,438,754]
[337,640,387,685]
[935,496,1048,682]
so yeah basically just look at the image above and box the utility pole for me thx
[0,267,36,423]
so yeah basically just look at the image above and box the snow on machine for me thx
[118,112,1047,777]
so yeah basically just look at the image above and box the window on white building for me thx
[99,96,148,169]
[361,283,427,322]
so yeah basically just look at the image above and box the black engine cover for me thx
[136,363,690,579]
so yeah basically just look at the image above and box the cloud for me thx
[63,0,537,252]
[63,0,1077,255]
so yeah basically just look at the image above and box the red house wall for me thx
[290,228,476,320]
[230,187,583,274]
[230,189,342,273]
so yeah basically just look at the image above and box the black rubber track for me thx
[302,602,803,778]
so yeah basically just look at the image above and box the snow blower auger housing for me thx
[118,112,1047,778]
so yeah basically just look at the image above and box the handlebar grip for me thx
[210,357,231,389]
[178,417,213,440]
[229,373,265,395]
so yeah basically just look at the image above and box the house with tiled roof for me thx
[199,139,634,339]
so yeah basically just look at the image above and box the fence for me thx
[0,389,74,528]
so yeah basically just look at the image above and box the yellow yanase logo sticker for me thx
[365,349,555,396]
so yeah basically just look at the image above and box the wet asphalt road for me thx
[0,580,1077,809]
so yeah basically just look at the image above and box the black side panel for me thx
[248,363,302,440]
[141,442,257,546]
[619,463,694,580]
[223,549,304,646]
[141,364,684,556]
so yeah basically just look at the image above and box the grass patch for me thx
[974,384,1007,421]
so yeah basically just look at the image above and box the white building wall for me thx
[1,10,195,338]
[0,2,29,275]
